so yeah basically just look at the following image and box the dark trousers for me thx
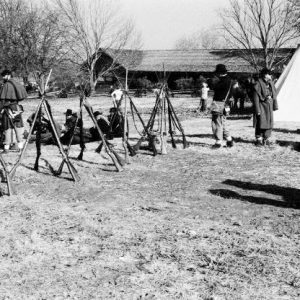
[255,117,272,140]
[200,98,207,112]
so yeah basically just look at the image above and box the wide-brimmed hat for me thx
[1,69,11,77]
[64,109,73,115]
[260,68,272,77]
[93,110,103,118]
[215,64,228,74]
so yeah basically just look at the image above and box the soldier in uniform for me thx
[0,69,27,152]
[253,68,278,146]
[210,64,234,148]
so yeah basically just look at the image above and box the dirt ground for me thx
[0,95,299,299]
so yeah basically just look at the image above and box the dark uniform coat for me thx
[0,79,27,130]
[253,78,278,129]
[211,75,232,115]
[213,75,232,102]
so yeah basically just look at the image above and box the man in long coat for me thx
[253,68,278,146]
[0,69,27,152]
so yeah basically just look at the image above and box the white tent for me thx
[275,47,300,122]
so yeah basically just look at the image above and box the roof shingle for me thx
[105,48,296,73]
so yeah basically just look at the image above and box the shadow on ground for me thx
[275,140,300,151]
[186,134,212,138]
[227,115,252,120]
[172,138,211,148]
[210,179,300,209]
[232,137,255,145]
[273,128,300,134]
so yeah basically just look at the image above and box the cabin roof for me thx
[104,48,295,73]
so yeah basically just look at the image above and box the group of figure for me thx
[0,70,125,153]
[208,63,278,148]
[26,106,124,147]
[0,65,278,154]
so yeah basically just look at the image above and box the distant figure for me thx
[63,109,82,133]
[0,69,27,152]
[60,108,92,145]
[26,112,62,145]
[253,68,278,146]
[108,107,124,138]
[210,64,234,148]
[231,80,247,112]
[199,82,209,113]
[109,85,114,95]
[245,75,258,102]
[111,86,123,107]
[153,84,164,100]
[90,109,111,139]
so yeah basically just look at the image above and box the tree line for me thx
[0,0,141,93]
[1,0,299,92]
[174,0,300,71]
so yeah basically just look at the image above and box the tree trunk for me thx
[22,75,29,87]
[89,73,95,95]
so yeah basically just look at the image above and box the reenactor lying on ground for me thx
[25,112,62,145]
[60,108,120,145]
[60,109,92,145]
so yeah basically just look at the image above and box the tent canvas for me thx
[274,47,300,122]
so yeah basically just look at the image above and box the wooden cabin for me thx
[94,48,295,92]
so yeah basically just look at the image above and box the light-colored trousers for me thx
[4,127,24,145]
[211,113,231,141]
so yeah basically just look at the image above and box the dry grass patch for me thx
[0,95,299,299]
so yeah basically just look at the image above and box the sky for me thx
[121,0,230,50]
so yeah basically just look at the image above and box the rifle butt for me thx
[127,141,137,157]
[123,142,130,164]
[132,138,143,152]
[67,162,80,182]
[95,142,103,153]
[112,149,126,167]
[8,168,16,180]
[77,145,85,160]
[171,138,177,148]
[6,175,12,196]
[106,146,124,171]
[160,133,167,155]
[182,135,188,149]
[0,156,12,196]
[49,161,64,177]
[109,152,124,172]
[34,157,40,171]
[149,137,158,156]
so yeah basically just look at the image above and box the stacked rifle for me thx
[9,69,80,182]
[0,70,188,196]
[133,83,188,156]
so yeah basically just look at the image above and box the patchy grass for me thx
[0,95,299,299]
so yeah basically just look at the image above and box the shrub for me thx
[175,77,194,90]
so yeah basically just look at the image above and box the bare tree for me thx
[288,0,300,32]
[174,33,202,50]
[54,0,142,93]
[0,0,29,72]
[220,0,299,71]
[200,28,228,49]
[174,27,227,50]
[0,0,69,85]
